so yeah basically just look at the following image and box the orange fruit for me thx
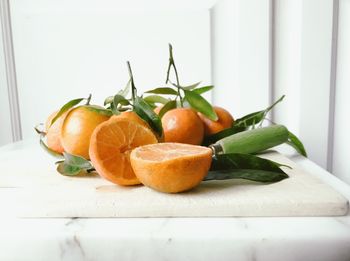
[160,108,204,145]
[130,143,212,193]
[45,110,67,154]
[113,111,151,131]
[61,105,111,159]
[112,111,163,141]
[89,117,158,186]
[198,106,234,136]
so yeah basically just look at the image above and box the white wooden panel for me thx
[273,0,302,134]
[332,0,350,184]
[10,0,211,139]
[0,12,13,147]
[211,0,271,119]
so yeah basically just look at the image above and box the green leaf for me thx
[56,152,93,176]
[118,78,131,97]
[39,135,64,159]
[57,163,82,176]
[50,97,85,127]
[178,81,202,90]
[184,90,218,121]
[205,153,288,183]
[133,96,163,138]
[204,169,288,183]
[63,152,92,169]
[109,102,120,115]
[210,153,286,172]
[234,110,265,128]
[143,95,169,105]
[104,96,114,106]
[192,85,214,95]
[286,131,307,157]
[110,95,130,115]
[158,100,177,118]
[85,105,113,117]
[145,87,178,95]
[202,126,247,146]
[234,95,285,128]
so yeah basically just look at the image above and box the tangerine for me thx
[130,143,212,193]
[89,117,158,185]
[198,106,234,136]
[61,105,111,159]
[160,108,204,145]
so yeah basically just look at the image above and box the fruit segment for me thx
[89,117,158,186]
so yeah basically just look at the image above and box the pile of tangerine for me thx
[45,106,234,193]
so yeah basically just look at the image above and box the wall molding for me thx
[327,0,339,172]
[0,0,22,142]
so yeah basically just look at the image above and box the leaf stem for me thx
[167,44,183,107]
[127,61,137,103]
[86,94,92,105]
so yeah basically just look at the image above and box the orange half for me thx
[130,143,212,193]
[89,117,158,185]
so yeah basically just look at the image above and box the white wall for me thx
[0,7,13,146]
[332,0,350,184]
[211,0,271,117]
[9,0,211,139]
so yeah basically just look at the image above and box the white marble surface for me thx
[1,140,350,261]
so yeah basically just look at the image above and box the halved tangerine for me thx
[89,117,158,185]
[130,143,212,193]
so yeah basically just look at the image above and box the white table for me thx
[1,140,350,261]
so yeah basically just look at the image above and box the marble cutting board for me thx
[0,144,348,217]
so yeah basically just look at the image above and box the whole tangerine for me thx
[61,105,111,159]
[160,107,204,145]
[198,106,234,136]
[45,110,67,154]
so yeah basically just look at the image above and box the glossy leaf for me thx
[159,100,177,118]
[286,131,307,157]
[205,153,289,183]
[234,95,285,128]
[133,96,163,138]
[192,85,214,95]
[204,169,288,183]
[234,110,265,127]
[176,81,202,90]
[56,152,93,176]
[184,90,218,121]
[143,95,169,105]
[104,96,114,106]
[145,87,177,95]
[210,153,286,172]
[50,97,85,127]
[85,105,113,117]
[118,78,131,97]
[39,136,64,159]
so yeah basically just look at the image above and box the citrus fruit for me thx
[130,143,212,193]
[45,110,67,154]
[160,108,204,145]
[61,105,111,159]
[89,117,158,186]
[198,106,234,136]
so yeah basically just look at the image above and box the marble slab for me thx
[0,142,348,217]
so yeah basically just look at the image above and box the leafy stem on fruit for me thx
[166,44,184,107]
[85,94,92,105]
[127,61,137,104]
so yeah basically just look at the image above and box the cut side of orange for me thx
[89,117,158,185]
[130,143,213,193]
